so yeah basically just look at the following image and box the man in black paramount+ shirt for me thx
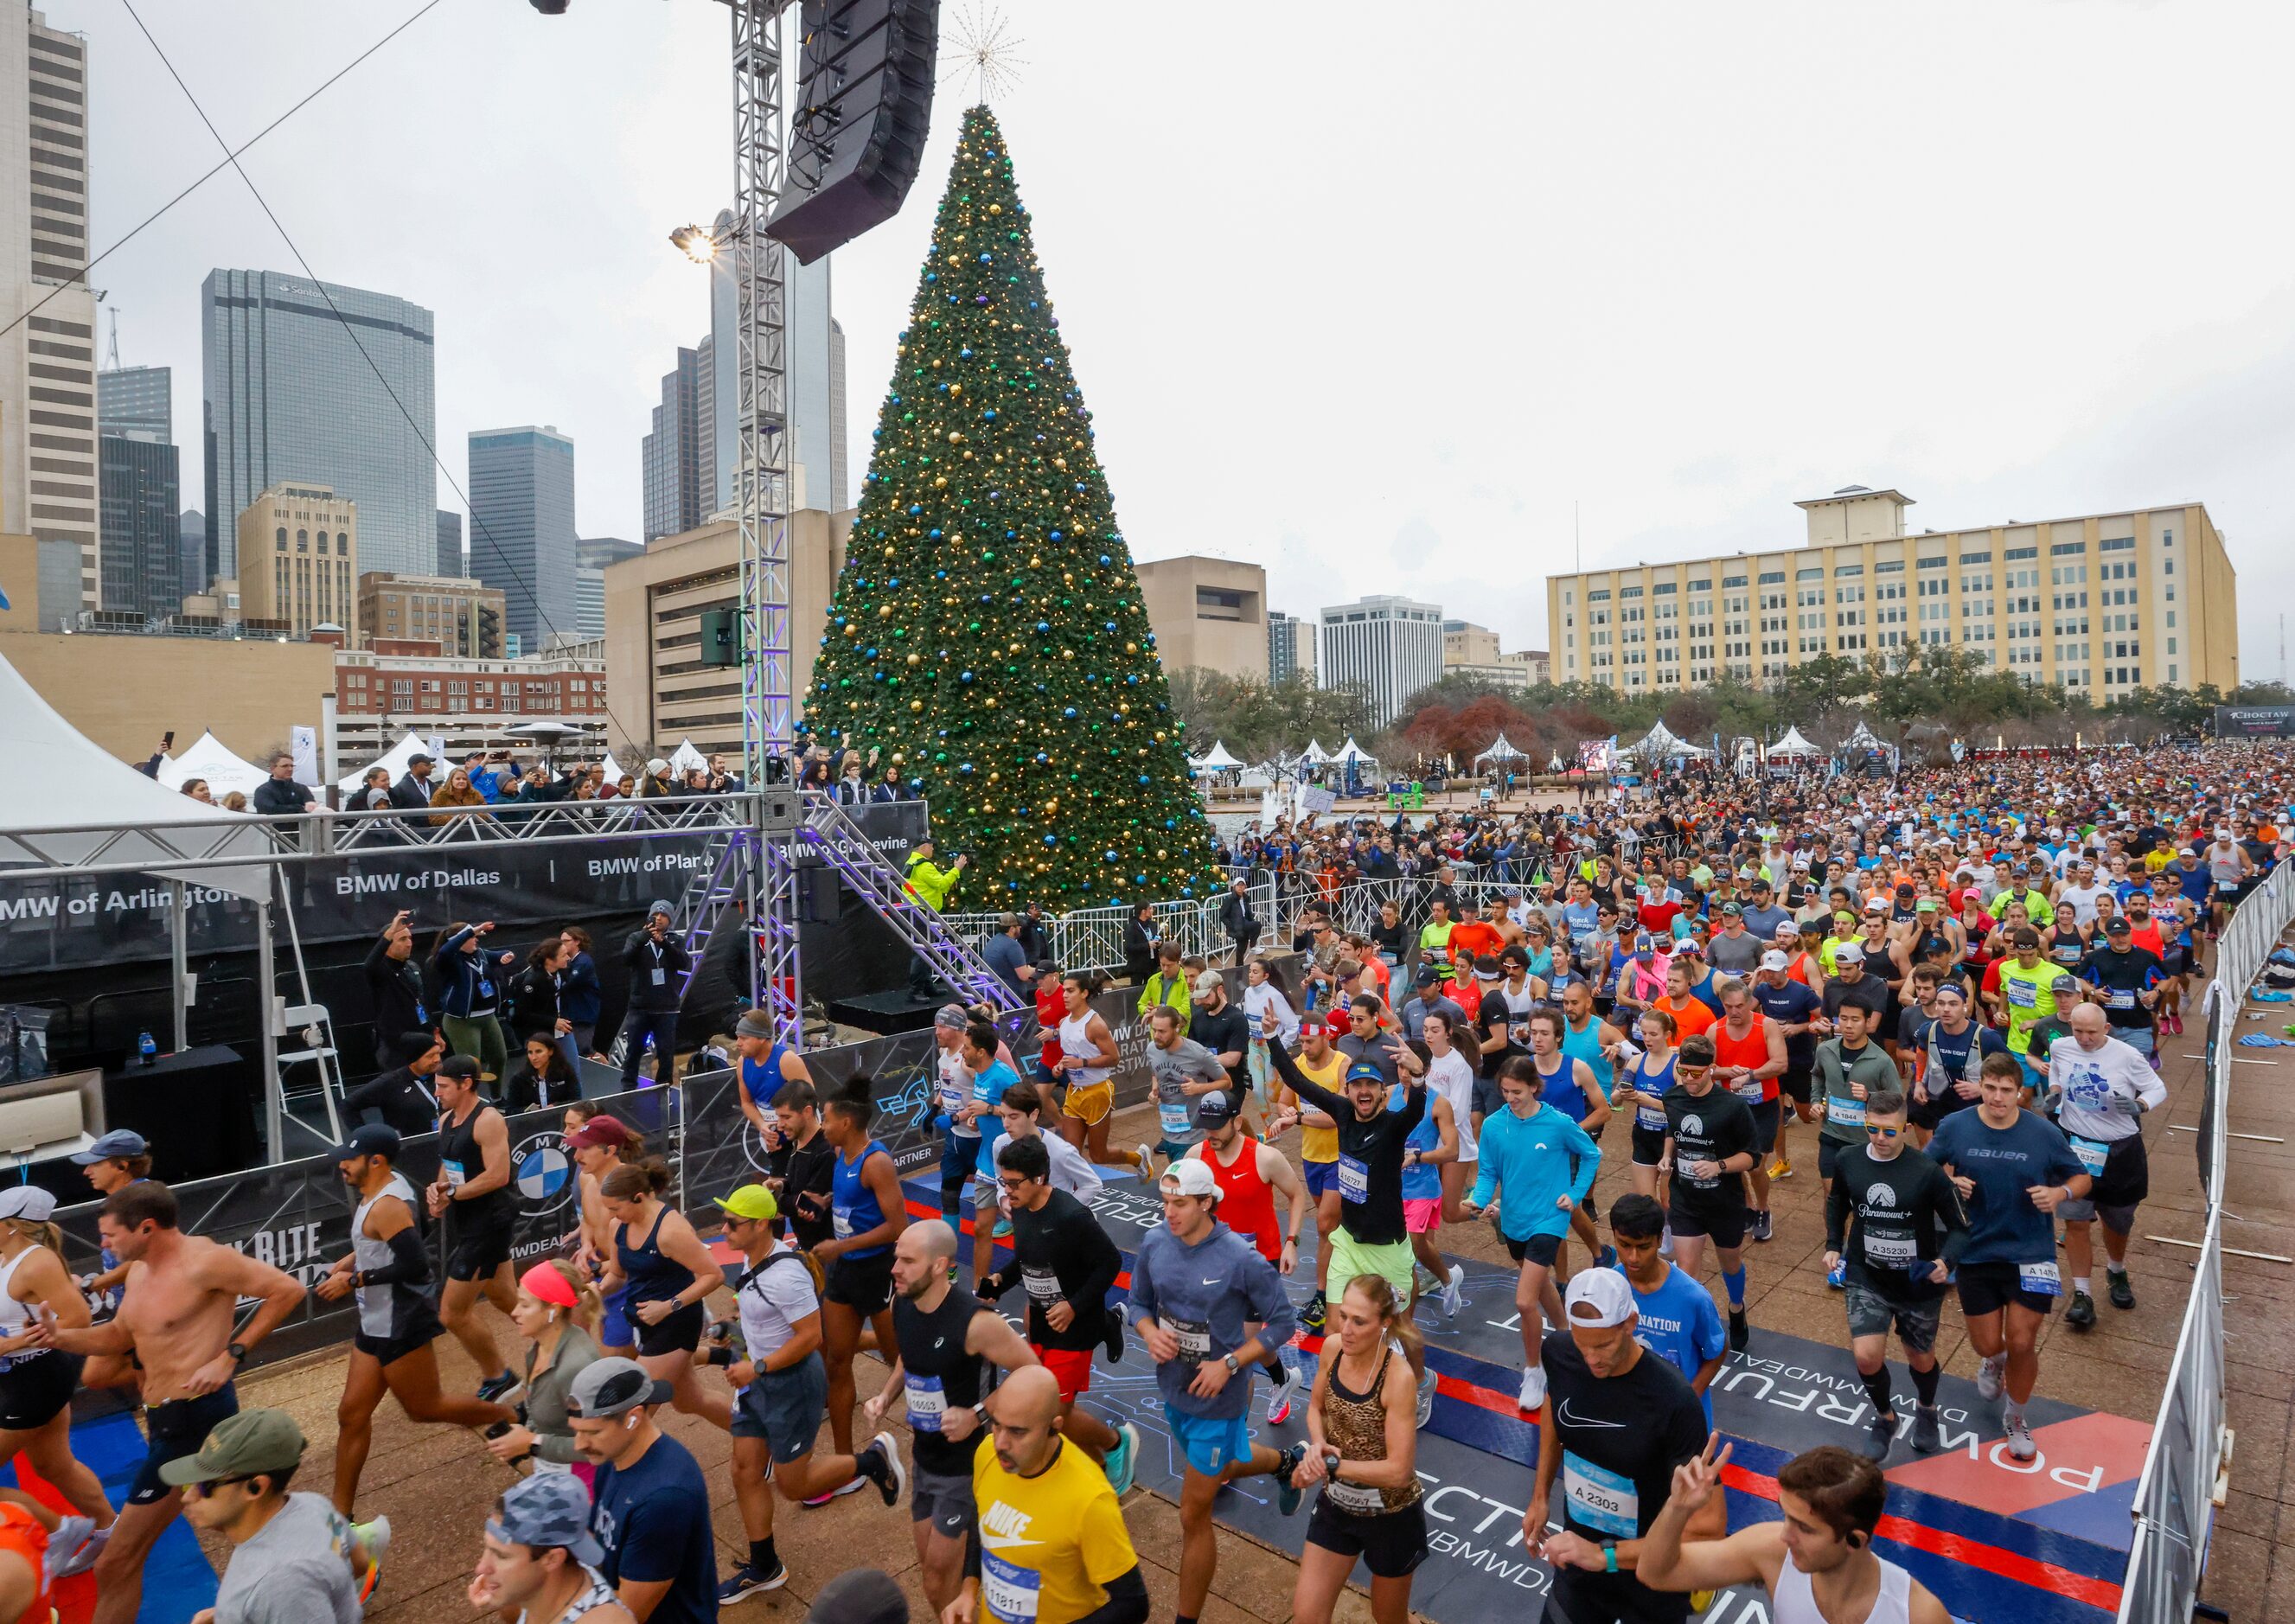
[1661,1035,1757,1353]
[1824,1083,1968,1461]
[1528,1269,1721,1624]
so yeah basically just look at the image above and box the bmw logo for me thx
[512,1134,574,1214]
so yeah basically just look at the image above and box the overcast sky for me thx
[67,0,2295,676]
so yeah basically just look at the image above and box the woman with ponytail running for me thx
[1287,1274,1425,1624]
[597,1159,729,1429]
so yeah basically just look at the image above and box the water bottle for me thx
[136,1032,157,1067]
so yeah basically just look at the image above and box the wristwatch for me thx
[227,1342,248,1365]
[1222,1352,1241,1376]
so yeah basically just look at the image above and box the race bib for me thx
[981,1551,1041,1623]
[441,1158,467,1190]
[832,1205,854,1239]
[1828,1096,1865,1129]
[1637,1105,1667,1132]
[477,979,495,1001]
[1562,1449,1640,1538]
[650,969,666,987]
[1322,1478,1385,1515]
[904,1373,948,1431]
[1023,1266,1061,1303]
[2007,980,2037,1009]
[1337,1154,1370,1205]
[1158,1099,1192,1136]
[1863,1230,1915,1264]
[2069,1135,2111,1175]
[2107,989,2138,1010]
[1167,1316,1212,1361]
[2017,1261,2062,1297]
[1734,1077,1766,1102]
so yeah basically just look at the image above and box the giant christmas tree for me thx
[803,107,1224,908]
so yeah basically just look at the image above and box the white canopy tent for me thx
[155,731,270,801]
[668,738,709,776]
[1621,721,1710,761]
[337,732,434,796]
[1333,737,1376,765]
[601,749,629,786]
[1840,721,1887,753]
[1188,740,1243,770]
[1297,740,1333,765]
[1474,732,1527,764]
[1768,726,1824,758]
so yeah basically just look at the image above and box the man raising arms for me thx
[32,1181,306,1624]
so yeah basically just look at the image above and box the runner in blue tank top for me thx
[1546,988,1621,1267]
[732,1007,813,1139]
[816,1078,910,1473]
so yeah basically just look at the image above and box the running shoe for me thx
[1104,1422,1141,1496]
[862,1432,906,1507]
[1659,1228,1674,1260]
[1301,1292,1326,1334]
[1975,1353,2005,1402]
[1264,1359,1300,1427]
[1135,1144,1155,1180]
[2109,1270,2137,1310]
[1274,1444,1307,1516]
[1750,1210,1773,1244]
[2065,1289,2096,1331]
[2004,1410,2037,1462]
[1767,1156,1793,1181]
[1518,1364,1547,1413]
[349,1516,391,1604]
[1103,1305,1128,1363]
[719,1558,790,1602]
[1416,1367,1438,1429]
[1595,1244,1620,1270]
[1825,1257,1847,1290]
[476,1370,522,1404]
[43,1518,94,1586]
[1861,1413,1895,1463]
[1441,1263,1465,1320]
[991,1218,1013,1240]
[802,1474,869,1507]
[1911,1404,1943,1455]
[1728,1308,1749,1353]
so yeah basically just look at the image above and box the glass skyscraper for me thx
[98,435,181,621]
[201,269,437,583]
[469,425,576,648]
[98,365,171,440]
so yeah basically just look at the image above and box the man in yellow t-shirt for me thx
[953,1365,1145,1624]
[1268,1013,1346,1334]
[1992,926,2076,1090]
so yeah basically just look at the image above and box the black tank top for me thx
[616,1207,695,1305]
[438,1105,513,1229]
[894,1283,990,1477]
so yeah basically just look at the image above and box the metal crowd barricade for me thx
[2115,859,2295,1623]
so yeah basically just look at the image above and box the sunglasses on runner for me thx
[1864,1124,1902,1139]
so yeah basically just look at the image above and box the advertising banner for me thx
[2215,705,2295,739]
[0,801,928,975]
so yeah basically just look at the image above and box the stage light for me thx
[669,223,719,263]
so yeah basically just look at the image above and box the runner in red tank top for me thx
[1709,982,1788,1244]
[1185,1090,1311,1423]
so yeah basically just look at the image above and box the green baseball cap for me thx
[157,1407,306,1487]
[713,1184,779,1223]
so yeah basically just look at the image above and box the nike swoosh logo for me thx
[1557,1398,1627,1429]
[1203,1278,1221,1286]
[980,1532,1041,1552]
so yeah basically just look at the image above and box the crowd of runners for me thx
[0,740,2279,1624]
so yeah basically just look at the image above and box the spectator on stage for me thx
[390,753,438,819]
[363,910,428,1071]
[252,754,318,817]
[983,915,1036,1003]
[429,765,494,828]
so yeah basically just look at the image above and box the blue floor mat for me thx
[2,1407,218,1622]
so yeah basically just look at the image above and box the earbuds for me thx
[1846,1531,1868,1550]
[624,1413,640,1431]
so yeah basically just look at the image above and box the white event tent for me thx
[337,732,434,796]
[155,731,270,800]
[1188,740,1243,770]
[1767,726,1824,758]
[1474,733,1527,764]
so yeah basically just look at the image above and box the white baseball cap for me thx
[1759,949,1790,972]
[1160,1160,1220,1202]
[1563,1269,1635,1330]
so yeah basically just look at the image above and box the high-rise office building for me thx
[705,213,847,517]
[1545,486,2240,697]
[642,342,707,542]
[468,425,576,648]
[179,508,205,596]
[97,435,180,621]
[1268,611,1314,683]
[98,365,169,440]
[1135,555,1268,681]
[1318,594,1444,727]
[435,509,463,577]
[576,535,642,572]
[0,11,99,611]
[201,269,437,582]
[236,483,357,637]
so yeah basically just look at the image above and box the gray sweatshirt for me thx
[1126,1219,1295,1420]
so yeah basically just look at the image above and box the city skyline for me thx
[40,2,2295,671]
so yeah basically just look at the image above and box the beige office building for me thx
[0,11,99,611]
[236,483,357,637]
[602,508,850,758]
[359,571,505,657]
[1135,554,1269,681]
[1547,487,2237,698]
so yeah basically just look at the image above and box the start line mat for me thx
[910,1175,2145,1624]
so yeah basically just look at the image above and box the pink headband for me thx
[521,1263,578,1308]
